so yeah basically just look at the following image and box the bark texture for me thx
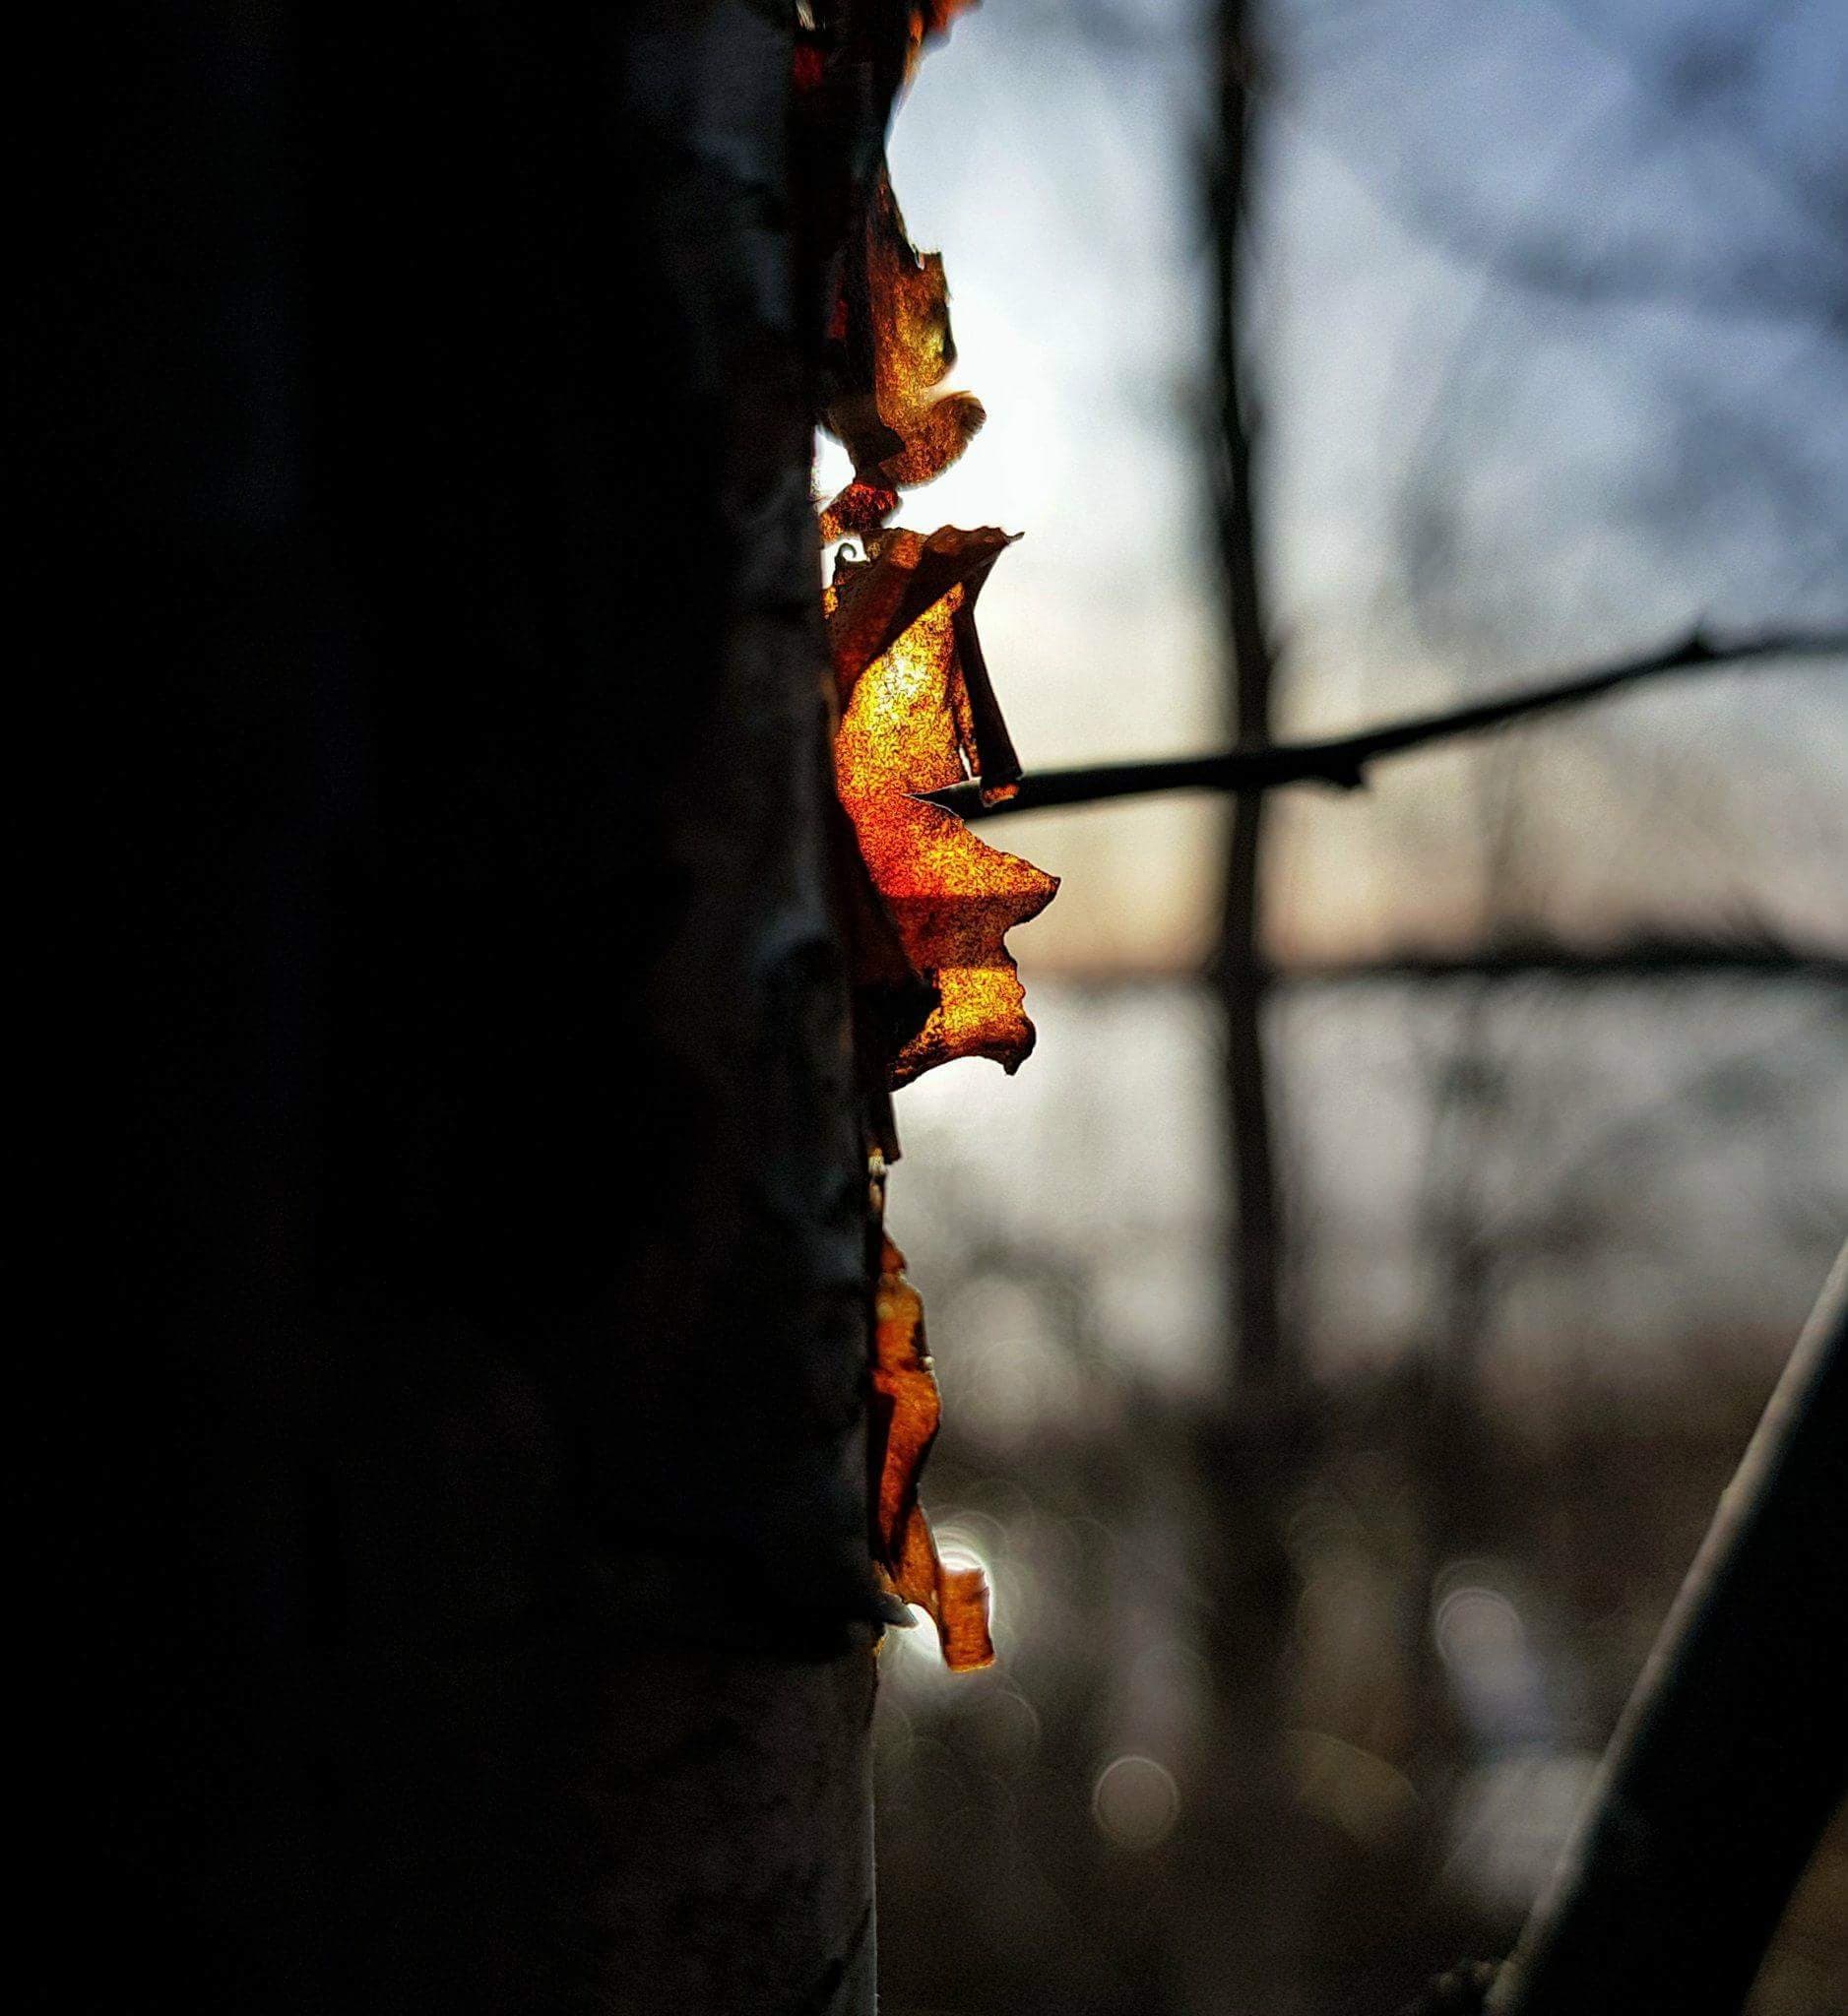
[22,4,876,2010]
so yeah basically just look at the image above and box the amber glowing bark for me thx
[820,170,986,544]
[868,1238,994,1671]
[828,528,1055,1084]
[806,0,1052,1676]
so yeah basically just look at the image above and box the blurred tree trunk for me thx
[1212,0,1286,1400]
[1493,1243,1848,2016]
[21,5,879,2012]
[1172,7,1309,2015]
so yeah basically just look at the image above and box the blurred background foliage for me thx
[840,2,1848,2011]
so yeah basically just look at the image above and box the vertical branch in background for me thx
[1412,760,1527,1559]
[1210,0,1286,1396]
[1170,8,1307,2015]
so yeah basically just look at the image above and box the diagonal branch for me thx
[921,627,1848,821]
[1487,1239,1848,2016]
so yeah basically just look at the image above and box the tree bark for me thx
[22,5,877,2011]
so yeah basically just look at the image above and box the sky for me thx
[842,0,1848,1383]
[843,0,1848,976]
[863,23,1848,1968]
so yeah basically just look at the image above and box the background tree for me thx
[863,3,1847,2012]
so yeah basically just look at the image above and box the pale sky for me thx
[842,0,1848,976]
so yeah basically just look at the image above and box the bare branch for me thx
[922,626,1848,821]
[1280,932,1848,986]
[1027,933,1848,989]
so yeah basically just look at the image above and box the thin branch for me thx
[1027,934,1848,989]
[1488,1240,1848,2016]
[923,627,1848,821]
[1281,933,1848,986]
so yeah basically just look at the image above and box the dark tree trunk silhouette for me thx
[1163,11,1311,2016]
[1211,0,1286,1400]
[22,7,878,2012]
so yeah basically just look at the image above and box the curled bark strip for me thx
[820,167,985,537]
[831,570,1056,1082]
[802,0,1039,1684]
[868,1237,993,1671]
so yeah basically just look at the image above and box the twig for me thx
[1019,935,1848,989]
[1280,933,1848,986]
[1487,1240,1848,2016]
[922,628,1848,821]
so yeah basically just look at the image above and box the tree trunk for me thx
[1212,0,1286,1397]
[22,5,877,2011]
[1167,9,1310,2016]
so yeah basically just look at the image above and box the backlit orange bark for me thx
[806,0,1051,1677]
[868,1237,994,1671]
[829,532,1056,1083]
